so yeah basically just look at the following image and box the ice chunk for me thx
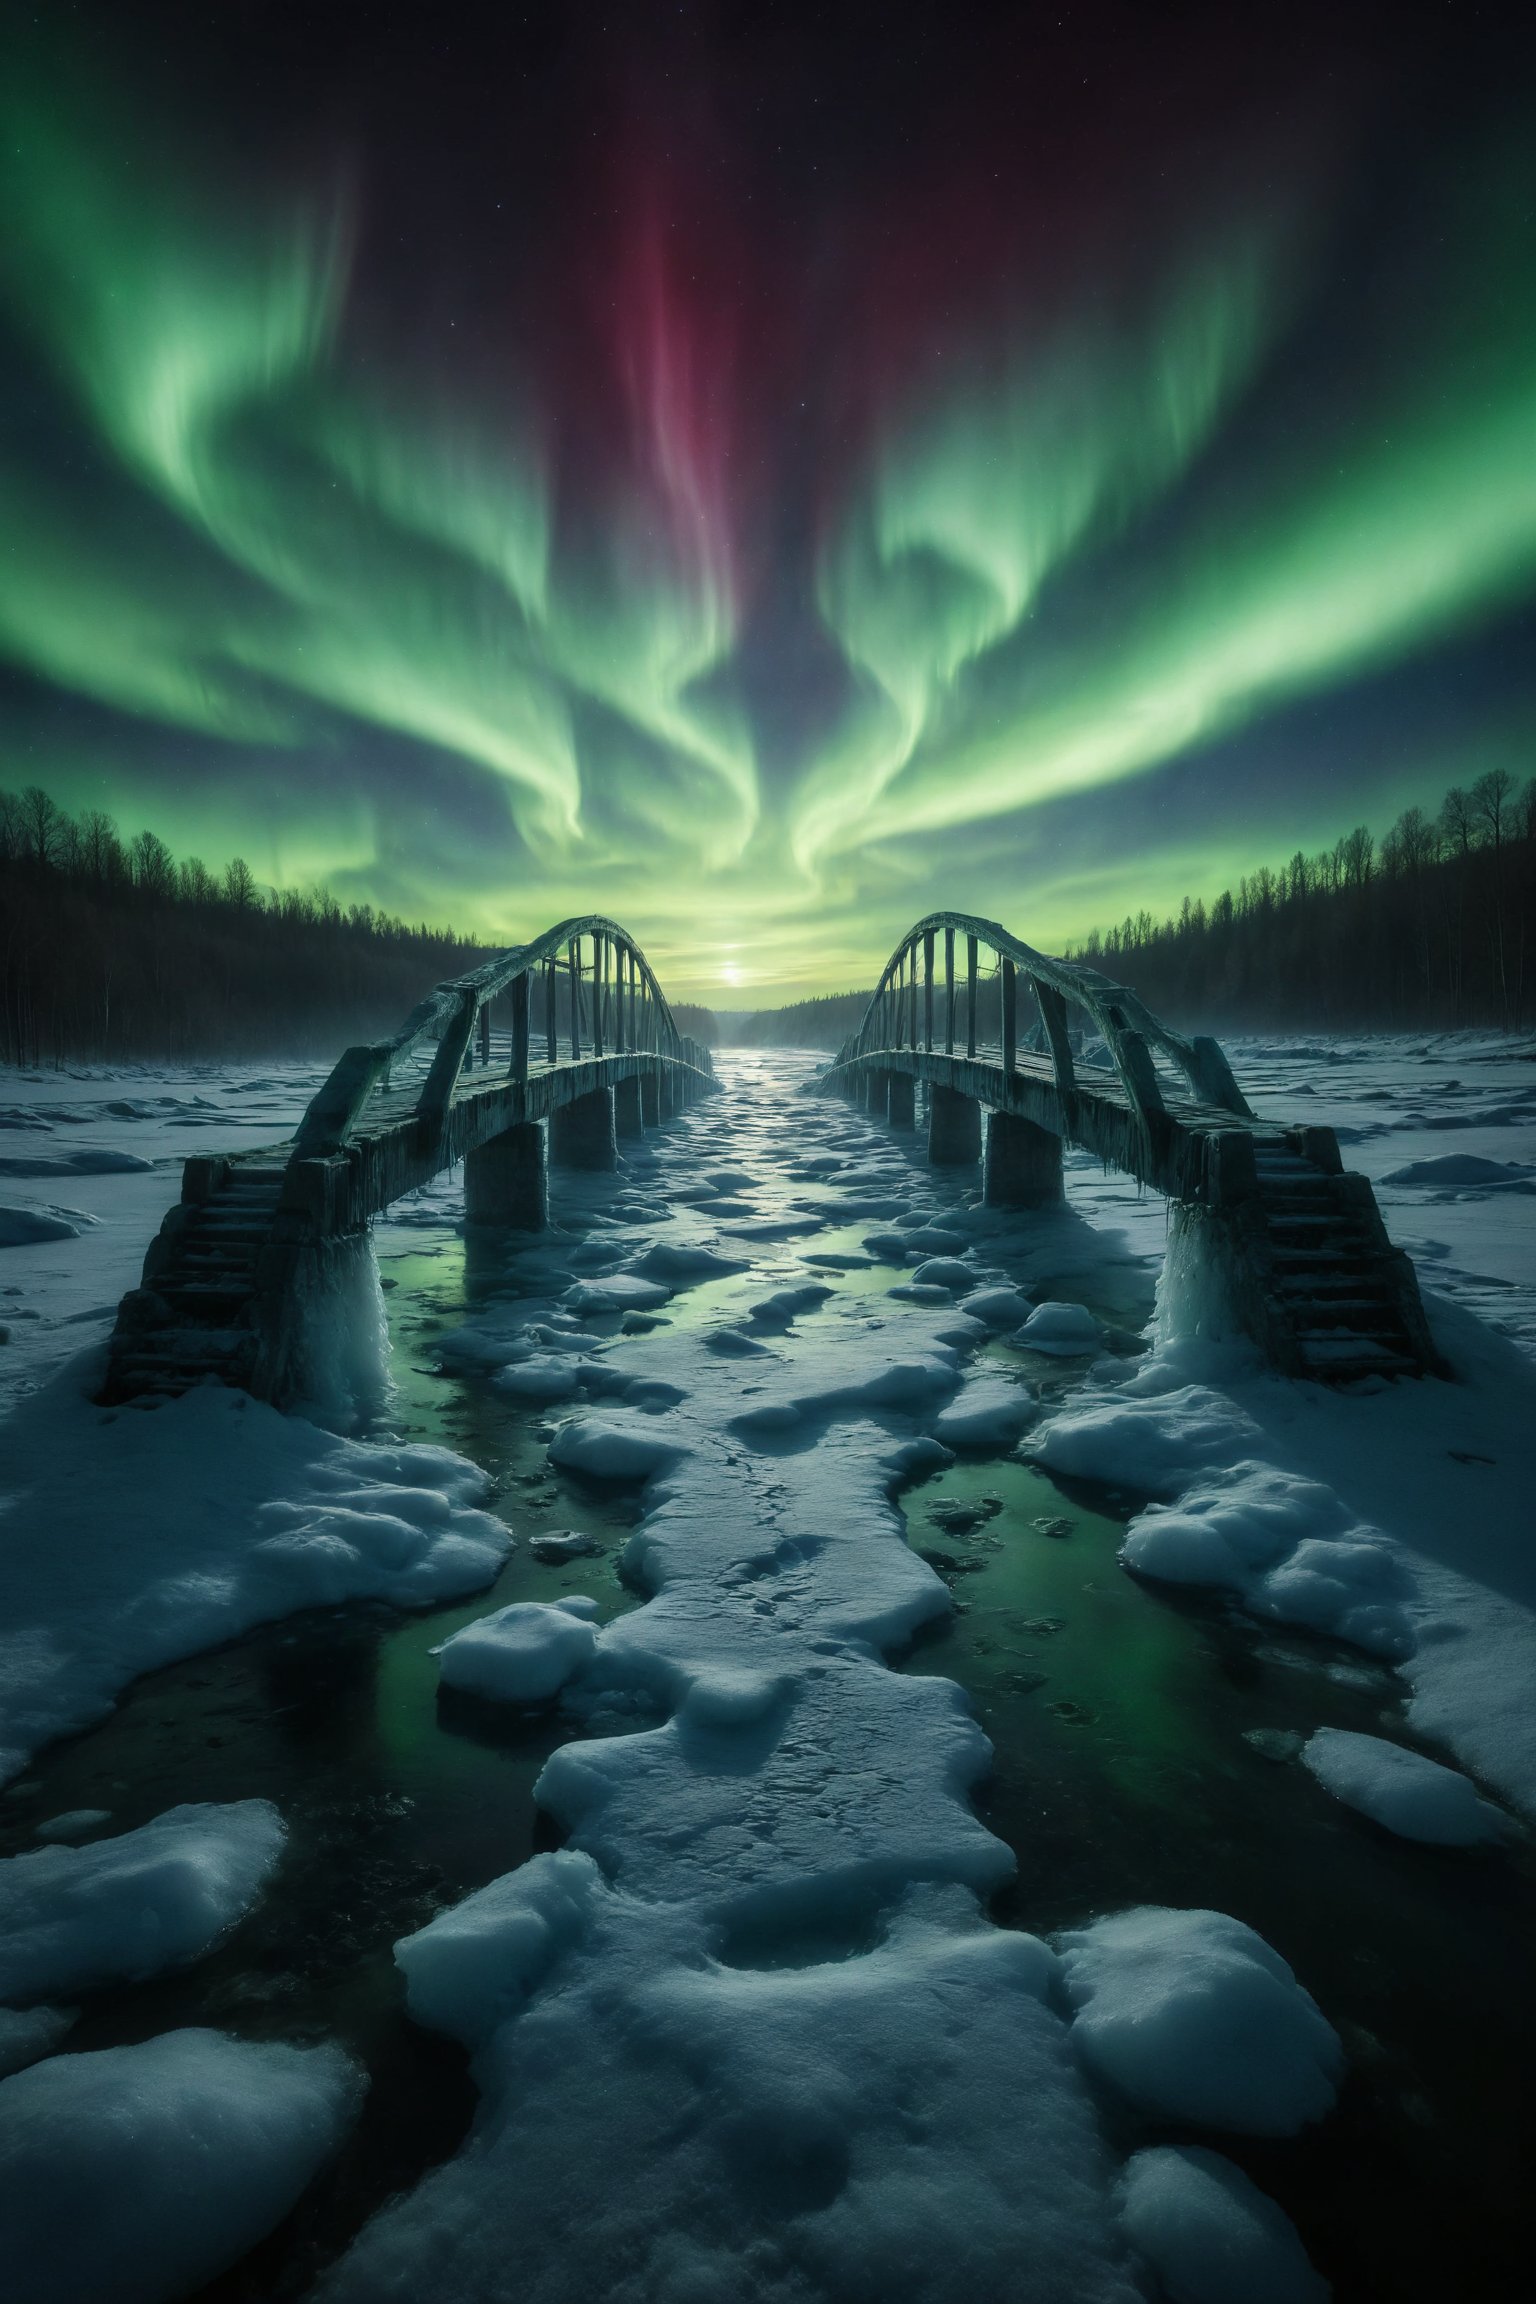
[0,1800,285,2002]
[1301,1728,1506,1845]
[563,1274,672,1313]
[1016,1302,1102,1356]
[32,1810,112,1843]
[1057,1906,1342,2134]
[633,1243,748,1283]
[1119,2145,1329,2304]
[932,1376,1036,1449]
[435,1600,600,1705]
[0,2028,364,2304]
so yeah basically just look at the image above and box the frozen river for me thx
[1,1041,1534,2302]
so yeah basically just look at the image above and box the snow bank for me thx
[564,1273,671,1313]
[435,1599,600,1705]
[1057,1906,1342,2134]
[0,1373,511,1782]
[1300,1728,1506,1844]
[0,1799,284,2001]
[1119,2145,1329,2304]
[1122,1464,1414,1658]
[0,2028,364,2304]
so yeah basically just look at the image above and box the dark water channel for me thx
[1,1200,1533,2301]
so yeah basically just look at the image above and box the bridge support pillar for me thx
[614,1076,644,1140]
[464,1122,547,1229]
[641,1071,662,1126]
[887,1073,915,1130]
[551,1087,617,1171]
[985,1110,1063,1207]
[863,1069,889,1119]
[929,1083,982,1164]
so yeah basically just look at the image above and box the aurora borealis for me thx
[3,2,1535,1001]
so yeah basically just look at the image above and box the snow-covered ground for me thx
[0,1033,1533,2302]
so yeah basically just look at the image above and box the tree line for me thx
[1072,768,1536,1032]
[0,787,715,1065]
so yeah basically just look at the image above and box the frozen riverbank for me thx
[0,1039,1533,2299]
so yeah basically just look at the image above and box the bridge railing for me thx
[837,910,1250,1123]
[292,916,708,1161]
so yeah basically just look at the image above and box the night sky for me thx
[3,0,1535,1000]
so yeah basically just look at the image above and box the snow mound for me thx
[932,1376,1036,1449]
[435,1600,600,1705]
[633,1243,747,1283]
[1301,1728,1506,1844]
[563,1274,672,1313]
[1016,1303,1102,1356]
[396,1849,602,2049]
[491,1355,587,1404]
[1057,1906,1343,2134]
[0,2006,73,2080]
[0,2028,364,2304]
[548,1416,686,1481]
[1382,1154,1533,1190]
[910,1258,977,1292]
[0,1799,285,2002]
[1119,2145,1329,2304]
[0,1150,153,1177]
[960,1286,1034,1329]
[0,1208,80,1246]
[1035,1382,1260,1497]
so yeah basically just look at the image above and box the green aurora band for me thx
[2,74,1535,1001]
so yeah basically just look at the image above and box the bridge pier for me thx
[984,1110,1064,1207]
[551,1086,618,1171]
[614,1076,644,1140]
[641,1072,662,1127]
[863,1069,890,1119]
[928,1083,981,1164]
[464,1120,548,1228]
[888,1073,916,1130]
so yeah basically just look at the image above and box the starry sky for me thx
[3,0,1535,1002]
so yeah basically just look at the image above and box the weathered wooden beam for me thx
[923,928,935,1052]
[568,938,581,1061]
[944,926,955,1054]
[545,955,557,1066]
[1001,959,1017,1077]
[1034,979,1076,1092]
[509,969,531,1083]
[416,989,479,1151]
[966,935,977,1058]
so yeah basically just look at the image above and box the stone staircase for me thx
[1249,1142,1442,1380]
[102,1158,288,1402]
